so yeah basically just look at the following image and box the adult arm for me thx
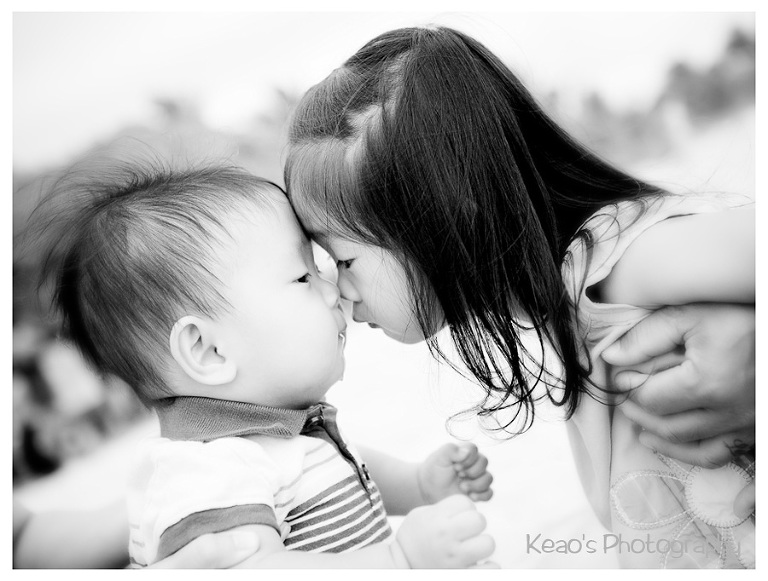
[601,303,755,468]
[13,499,129,569]
[12,498,261,569]
[596,206,755,467]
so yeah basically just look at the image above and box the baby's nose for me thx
[335,274,359,304]
[319,276,341,308]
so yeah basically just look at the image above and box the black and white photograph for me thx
[10,2,758,570]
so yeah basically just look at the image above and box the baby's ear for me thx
[169,315,236,385]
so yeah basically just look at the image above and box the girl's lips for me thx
[367,323,379,329]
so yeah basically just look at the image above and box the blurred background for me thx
[12,10,755,568]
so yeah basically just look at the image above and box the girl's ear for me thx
[169,315,237,386]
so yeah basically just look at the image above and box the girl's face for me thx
[304,224,439,344]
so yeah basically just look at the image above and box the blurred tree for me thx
[660,28,754,125]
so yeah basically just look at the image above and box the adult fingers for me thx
[637,431,736,468]
[601,308,686,366]
[622,398,752,442]
[619,401,723,443]
[149,531,260,569]
[734,482,755,519]
[616,362,701,414]
[642,422,754,467]
[608,349,686,389]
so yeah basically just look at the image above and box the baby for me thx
[31,156,495,568]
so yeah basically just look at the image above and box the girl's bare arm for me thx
[599,206,754,307]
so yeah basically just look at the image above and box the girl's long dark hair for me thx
[286,26,667,434]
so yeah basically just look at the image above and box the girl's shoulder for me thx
[564,191,753,309]
[563,192,750,302]
[568,192,749,276]
[582,191,749,243]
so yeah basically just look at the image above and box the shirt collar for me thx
[156,396,330,442]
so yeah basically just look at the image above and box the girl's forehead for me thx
[287,188,329,235]
[290,205,351,250]
[286,139,365,243]
[297,212,333,245]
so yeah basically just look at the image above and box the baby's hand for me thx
[392,494,496,568]
[417,443,493,504]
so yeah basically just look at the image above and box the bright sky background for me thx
[12,8,755,172]
[4,2,765,558]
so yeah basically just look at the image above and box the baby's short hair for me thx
[27,150,281,405]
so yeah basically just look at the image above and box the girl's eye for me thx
[296,273,312,284]
[336,259,354,270]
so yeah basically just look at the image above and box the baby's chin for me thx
[309,363,346,404]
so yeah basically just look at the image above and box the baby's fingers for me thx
[460,472,494,496]
[462,474,494,502]
[452,443,479,466]
[456,534,496,566]
[434,493,477,516]
[470,561,501,569]
[449,508,487,541]
[468,489,493,502]
[457,454,488,479]
[638,430,736,469]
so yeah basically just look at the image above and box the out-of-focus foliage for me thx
[11,28,754,486]
[551,29,755,167]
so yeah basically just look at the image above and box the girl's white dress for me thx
[562,193,755,568]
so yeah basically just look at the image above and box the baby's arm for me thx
[361,444,493,515]
[230,494,494,569]
[358,447,422,514]
[599,206,754,307]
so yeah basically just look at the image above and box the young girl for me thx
[284,26,755,568]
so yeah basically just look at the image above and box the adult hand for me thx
[601,304,755,468]
[734,482,756,520]
[148,531,260,569]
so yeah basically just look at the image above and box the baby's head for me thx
[32,156,346,409]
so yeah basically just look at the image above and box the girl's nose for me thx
[336,274,359,303]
